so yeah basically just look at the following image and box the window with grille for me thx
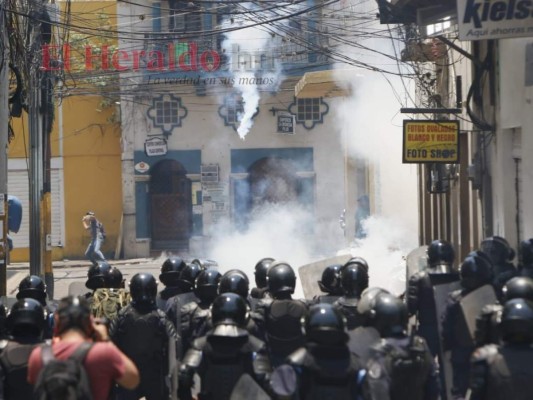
[226,96,244,125]
[296,98,320,122]
[156,100,180,125]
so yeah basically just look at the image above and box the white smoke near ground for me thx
[331,0,419,295]
[206,204,328,298]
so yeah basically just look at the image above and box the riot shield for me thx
[431,273,461,400]
[0,296,17,310]
[459,284,497,346]
[405,246,428,293]
[230,373,271,400]
[298,255,352,300]
[166,336,178,400]
[347,326,381,365]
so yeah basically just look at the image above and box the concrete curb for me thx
[6,258,157,271]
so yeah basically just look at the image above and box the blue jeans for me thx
[85,237,105,266]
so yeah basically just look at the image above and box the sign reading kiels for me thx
[457,0,533,40]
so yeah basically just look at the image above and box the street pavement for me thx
[5,256,168,300]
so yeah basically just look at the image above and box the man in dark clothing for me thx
[364,293,439,400]
[109,273,179,400]
[270,303,365,400]
[0,298,45,400]
[518,238,533,279]
[180,268,221,355]
[480,236,518,300]
[250,257,274,306]
[16,275,56,339]
[313,263,343,304]
[178,293,271,400]
[155,256,187,311]
[253,261,308,367]
[469,298,533,400]
[441,251,494,399]
[334,259,369,330]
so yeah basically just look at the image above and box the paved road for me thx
[5,257,167,301]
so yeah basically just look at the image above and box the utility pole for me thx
[0,0,9,296]
[28,0,44,278]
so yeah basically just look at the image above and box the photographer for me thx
[82,211,107,266]
[27,296,139,399]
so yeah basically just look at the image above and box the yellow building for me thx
[8,0,122,262]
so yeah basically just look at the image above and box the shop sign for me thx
[403,120,459,164]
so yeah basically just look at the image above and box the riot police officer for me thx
[251,257,274,302]
[178,293,271,400]
[270,303,364,399]
[364,293,439,400]
[333,260,369,330]
[180,268,221,355]
[254,261,308,367]
[313,263,343,304]
[469,298,533,400]
[518,238,533,279]
[441,251,494,399]
[156,256,187,310]
[0,298,45,400]
[480,236,518,299]
[109,273,179,400]
[164,262,202,332]
[475,276,533,346]
[16,275,55,339]
[407,239,457,358]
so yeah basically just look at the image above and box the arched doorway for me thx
[233,157,308,230]
[150,159,192,251]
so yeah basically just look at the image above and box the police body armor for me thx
[365,336,437,400]
[470,344,533,400]
[263,299,307,366]
[181,334,268,400]
[0,340,42,400]
[180,302,211,355]
[334,297,364,330]
[156,286,182,311]
[165,292,199,332]
[112,304,174,399]
[313,294,342,305]
[285,345,362,400]
[475,303,502,347]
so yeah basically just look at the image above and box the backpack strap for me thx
[69,342,94,363]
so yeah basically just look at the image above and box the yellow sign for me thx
[403,120,460,163]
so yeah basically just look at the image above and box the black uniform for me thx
[364,336,439,400]
[469,298,533,400]
[178,293,271,400]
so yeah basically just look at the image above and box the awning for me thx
[294,69,359,99]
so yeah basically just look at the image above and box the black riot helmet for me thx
[303,303,349,346]
[129,273,158,306]
[519,238,533,266]
[427,239,455,269]
[85,261,113,290]
[178,263,203,292]
[480,236,515,265]
[318,264,343,295]
[7,298,45,338]
[460,251,494,291]
[195,268,222,304]
[346,257,369,274]
[267,261,296,297]
[500,298,533,344]
[502,277,533,303]
[340,262,369,297]
[17,275,47,304]
[368,293,408,338]
[55,296,92,336]
[159,256,187,287]
[108,267,124,289]
[210,293,249,337]
[254,257,275,289]
[219,269,250,299]
[357,287,391,325]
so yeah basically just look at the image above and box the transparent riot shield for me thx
[348,326,381,365]
[230,373,271,400]
[431,273,461,400]
[298,255,352,300]
[459,284,497,345]
[405,246,428,293]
